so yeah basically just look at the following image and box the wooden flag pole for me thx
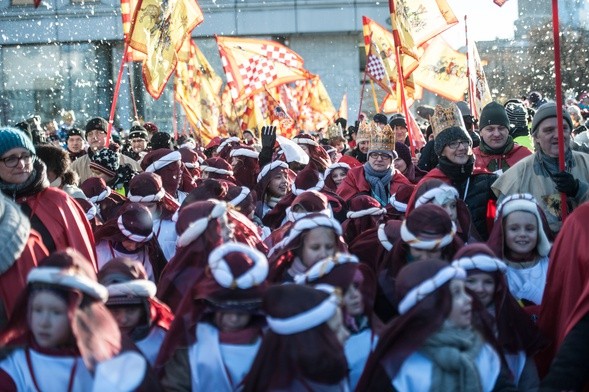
[551,0,568,220]
[369,80,380,113]
[106,43,130,147]
[394,46,415,156]
[125,54,139,122]
[464,15,476,121]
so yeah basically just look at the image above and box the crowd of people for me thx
[0,93,588,391]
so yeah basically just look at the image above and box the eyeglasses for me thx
[368,152,392,160]
[446,140,470,150]
[0,153,34,168]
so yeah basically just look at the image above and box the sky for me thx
[442,0,519,48]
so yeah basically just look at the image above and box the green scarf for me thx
[419,324,484,392]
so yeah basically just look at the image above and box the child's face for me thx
[465,272,496,308]
[121,240,142,252]
[330,168,347,187]
[267,172,289,198]
[343,273,364,317]
[109,305,145,335]
[504,211,538,257]
[446,279,473,329]
[299,227,336,268]
[30,290,71,349]
[214,310,251,332]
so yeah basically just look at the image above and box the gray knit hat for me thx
[479,102,510,130]
[530,102,573,135]
[0,193,31,274]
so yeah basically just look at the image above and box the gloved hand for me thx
[261,125,277,149]
[553,171,580,197]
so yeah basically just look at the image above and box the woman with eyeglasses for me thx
[408,105,498,240]
[337,120,414,208]
[0,127,97,270]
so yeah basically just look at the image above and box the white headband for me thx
[389,193,408,212]
[85,203,98,221]
[452,255,507,273]
[377,223,393,251]
[293,136,319,147]
[88,187,111,204]
[127,186,166,203]
[230,148,259,159]
[145,150,182,173]
[416,185,459,208]
[28,267,109,302]
[398,265,466,315]
[208,243,268,289]
[229,187,251,206]
[294,253,358,284]
[269,215,342,258]
[286,207,332,223]
[216,136,241,153]
[346,206,386,219]
[176,202,227,248]
[107,279,157,299]
[257,161,288,183]
[324,162,350,180]
[266,290,338,335]
[117,215,154,243]
[291,177,325,196]
[400,220,456,250]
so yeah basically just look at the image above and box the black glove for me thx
[552,171,580,197]
[261,125,277,149]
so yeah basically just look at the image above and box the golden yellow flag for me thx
[120,0,145,62]
[174,39,221,143]
[395,0,458,47]
[413,36,467,102]
[220,85,245,136]
[468,41,492,117]
[298,77,336,131]
[338,94,348,120]
[129,0,203,99]
[216,36,314,102]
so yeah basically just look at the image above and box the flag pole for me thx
[464,15,476,120]
[106,42,130,147]
[394,46,415,156]
[369,80,380,112]
[125,54,139,122]
[551,0,568,220]
[172,99,178,140]
[358,57,370,122]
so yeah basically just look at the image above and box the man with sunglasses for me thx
[337,121,414,207]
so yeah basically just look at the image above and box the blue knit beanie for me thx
[0,127,36,158]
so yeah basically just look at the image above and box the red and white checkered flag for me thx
[216,36,314,102]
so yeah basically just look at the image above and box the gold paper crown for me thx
[356,119,372,142]
[326,123,344,139]
[369,123,396,152]
[430,104,466,139]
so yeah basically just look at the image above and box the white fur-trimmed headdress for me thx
[415,184,459,208]
[208,242,268,289]
[293,253,358,285]
[176,201,228,248]
[28,267,109,302]
[452,254,507,273]
[144,150,182,173]
[400,219,456,250]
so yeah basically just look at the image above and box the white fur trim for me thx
[176,202,227,248]
[230,148,259,159]
[216,136,241,153]
[398,265,466,315]
[291,177,325,196]
[229,187,251,206]
[208,243,269,289]
[268,215,343,258]
[389,193,408,212]
[286,207,332,223]
[127,187,166,203]
[89,187,112,204]
[184,161,199,169]
[324,162,350,179]
[415,185,459,208]
[294,253,358,284]
[201,166,234,176]
[28,267,109,302]
[346,207,386,219]
[145,150,182,173]
[85,204,98,221]
[106,279,157,299]
[400,220,456,250]
[378,223,393,251]
[452,255,507,273]
[180,141,197,150]
[266,292,338,335]
[257,161,288,183]
[117,215,154,243]
[293,136,319,147]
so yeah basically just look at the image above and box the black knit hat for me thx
[90,148,120,177]
[395,141,412,166]
[150,132,173,150]
[388,113,407,128]
[129,125,148,140]
[479,102,510,130]
[434,126,472,157]
[373,113,388,125]
[85,117,108,133]
[67,127,85,140]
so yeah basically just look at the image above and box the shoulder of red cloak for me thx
[263,223,293,250]
[320,189,346,212]
[507,144,533,162]
[262,194,295,229]
[338,154,362,168]
[179,165,197,193]
[149,297,174,330]
[538,204,589,373]
[0,230,48,317]
[31,188,98,271]
[336,166,369,201]
[348,227,381,273]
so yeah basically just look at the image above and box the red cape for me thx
[336,166,414,203]
[472,143,532,171]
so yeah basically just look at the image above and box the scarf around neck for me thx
[534,148,574,176]
[419,323,484,392]
[479,136,514,156]
[437,156,474,184]
[363,163,393,207]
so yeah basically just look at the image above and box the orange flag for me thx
[396,0,458,47]
[338,94,348,120]
[128,0,203,99]
[174,39,222,143]
[120,0,145,62]
[216,36,314,102]
[413,36,468,102]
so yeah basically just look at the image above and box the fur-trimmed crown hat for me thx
[116,203,154,243]
[291,163,324,196]
[431,104,472,157]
